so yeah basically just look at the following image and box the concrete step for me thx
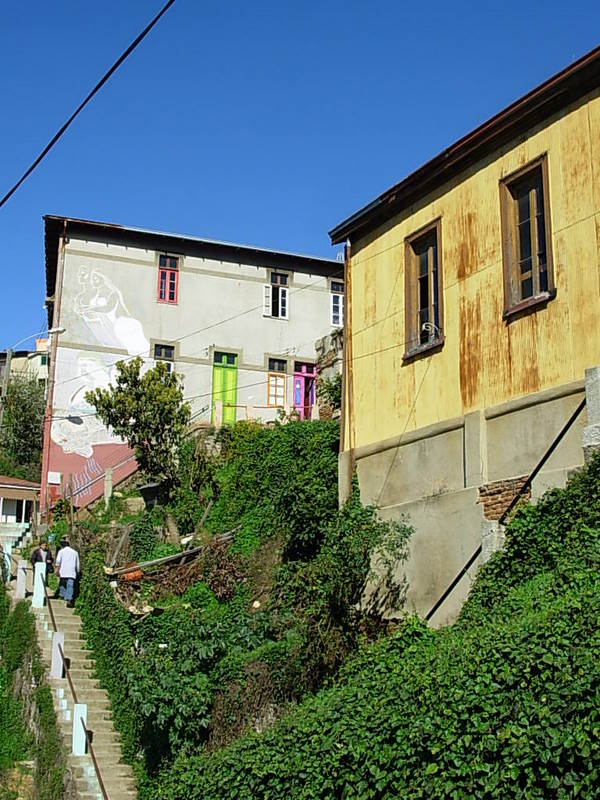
[59,719,121,738]
[72,762,133,780]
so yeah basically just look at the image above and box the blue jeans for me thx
[59,578,75,602]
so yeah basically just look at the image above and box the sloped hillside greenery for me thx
[147,455,600,800]
[74,420,410,785]
[0,585,66,800]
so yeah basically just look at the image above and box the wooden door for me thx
[212,352,238,425]
[293,362,316,420]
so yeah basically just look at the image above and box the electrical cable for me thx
[0,0,177,210]
[51,266,345,390]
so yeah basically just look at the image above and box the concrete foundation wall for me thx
[354,378,588,626]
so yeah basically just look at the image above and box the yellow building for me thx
[329,45,600,625]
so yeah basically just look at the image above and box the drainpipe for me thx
[338,239,355,505]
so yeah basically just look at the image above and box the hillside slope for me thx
[149,455,600,800]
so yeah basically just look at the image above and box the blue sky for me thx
[0,0,598,348]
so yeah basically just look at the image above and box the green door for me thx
[212,352,238,425]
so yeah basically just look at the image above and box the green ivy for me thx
[146,454,600,800]
[0,587,65,800]
[208,420,340,559]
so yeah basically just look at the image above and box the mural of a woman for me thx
[75,267,149,355]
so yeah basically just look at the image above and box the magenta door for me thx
[293,362,316,420]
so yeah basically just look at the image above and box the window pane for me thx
[521,275,533,299]
[518,220,532,264]
[169,271,177,301]
[169,257,178,269]
[418,273,429,313]
[536,211,547,267]
[271,286,280,317]
[268,358,286,372]
[271,272,288,286]
[280,288,287,317]
[331,281,344,294]
[159,255,167,267]
[159,270,167,299]
[517,190,531,224]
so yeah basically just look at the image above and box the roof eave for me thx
[329,43,600,245]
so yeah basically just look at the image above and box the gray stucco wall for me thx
[53,237,338,431]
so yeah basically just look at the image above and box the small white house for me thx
[0,475,39,524]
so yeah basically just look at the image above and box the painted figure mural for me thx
[74,267,149,355]
[49,266,149,506]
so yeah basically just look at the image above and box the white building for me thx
[42,216,343,508]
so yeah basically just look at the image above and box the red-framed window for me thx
[157,255,179,304]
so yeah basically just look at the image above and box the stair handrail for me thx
[42,582,58,633]
[57,642,111,800]
[425,395,587,622]
[81,717,110,800]
[57,643,78,704]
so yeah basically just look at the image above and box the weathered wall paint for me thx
[47,238,338,506]
[345,89,600,452]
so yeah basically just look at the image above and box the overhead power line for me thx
[0,0,177,210]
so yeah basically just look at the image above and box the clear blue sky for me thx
[1,0,598,349]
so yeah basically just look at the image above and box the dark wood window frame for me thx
[499,154,555,320]
[403,218,444,362]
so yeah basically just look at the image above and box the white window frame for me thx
[330,281,344,327]
[263,272,290,319]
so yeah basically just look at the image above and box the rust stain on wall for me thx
[507,313,540,397]
[459,293,481,409]
[456,209,477,281]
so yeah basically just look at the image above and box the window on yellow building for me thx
[500,155,555,317]
[404,219,443,359]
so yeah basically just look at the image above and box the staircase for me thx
[29,583,138,800]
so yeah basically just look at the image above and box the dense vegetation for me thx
[0,374,45,481]
[74,420,409,789]
[144,454,600,799]
[0,583,66,800]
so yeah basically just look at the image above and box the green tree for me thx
[85,357,191,485]
[0,373,45,480]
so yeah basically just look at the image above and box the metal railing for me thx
[425,396,587,622]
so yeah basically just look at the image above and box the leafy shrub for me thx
[316,372,342,410]
[0,587,65,798]
[147,455,600,800]
[168,486,205,535]
[129,512,161,562]
[208,420,339,559]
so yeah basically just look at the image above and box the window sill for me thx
[503,290,556,321]
[157,299,178,306]
[262,314,289,320]
[402,336,445,363]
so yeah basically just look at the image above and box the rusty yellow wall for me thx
[346,90,600,451]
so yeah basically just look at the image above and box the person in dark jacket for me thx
[31,540,54,574]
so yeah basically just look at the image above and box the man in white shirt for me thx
[55,539,81,608]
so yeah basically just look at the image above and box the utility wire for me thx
[52,266,345,390]
[0,0,177,210]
